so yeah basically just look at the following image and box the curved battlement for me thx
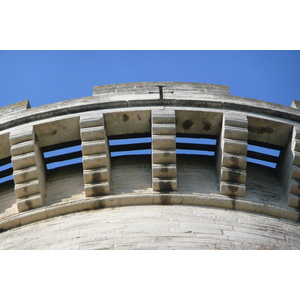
[1,82,300,249]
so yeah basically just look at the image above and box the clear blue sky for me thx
[0,50,299,109]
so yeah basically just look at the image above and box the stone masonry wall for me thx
[0,205,299,250]
[1,82,300,249]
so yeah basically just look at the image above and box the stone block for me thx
[11,152,36,170]
[15,180,41,198]
[152,114,176,124]
[289,179,300,195]
[81,140,107,155]
[152,150,176,164]
[222,139,248,155]
[152,124,176,135]
[223,125,248,140]
[83,168,109,183]
[84,182,110,196]
[80,115,104,128]
[221,153,247,170]
[294,127,300,140]
[10,140,35,156]
[220,181,246,197]
[291,165,300,180]
[152,178,177,191]
[152,164,177,178]
[17,194,44,212]
[80,126,105,141]
[9,129,34,145]
[82,154,108,169]
[13,166,39,184]
[223,116,248,128]
[294,139,300,152]
[152,135,176,149]
[288,194,300,208]
[293,150,300,166]
[221,167,246,183]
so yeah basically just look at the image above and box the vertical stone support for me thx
[80,113,111,197]
[152,109,177,191]
[278,126,300,208]
[216,113,248,197]
[10,126,46,212]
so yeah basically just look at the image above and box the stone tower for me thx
[0,82,299,249]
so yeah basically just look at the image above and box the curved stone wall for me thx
[1,205,299,250]
[0,82,299,249]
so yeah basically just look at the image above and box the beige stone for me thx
[0,82,299,249]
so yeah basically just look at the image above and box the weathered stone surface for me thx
[0,205,299,250]
[80,113,111,197]
[216,113,248,197]
[0,100,30,119]
[0,82,299,249]
[152,110,177,191]
[9,125,46,212]
[152,163,177,178]
[278,126,300,208]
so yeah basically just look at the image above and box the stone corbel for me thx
[80,113,111,197]
[216,113,248,197]
[278,125,300,208]
[152,109,177,191]
[10,125,46,212]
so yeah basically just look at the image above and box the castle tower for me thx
[0,82,299,249]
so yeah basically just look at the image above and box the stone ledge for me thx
[1,83,300,133]
[0,193,298,232]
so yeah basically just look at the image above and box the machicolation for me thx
[0,82,300,249]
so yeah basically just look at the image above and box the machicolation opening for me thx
[0,82,300,250]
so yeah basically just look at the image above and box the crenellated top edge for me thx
[0,82,298,112]
[0,100,31,116]
[92,82,230,95]
[291,100,300,109]
[0,83,299,131]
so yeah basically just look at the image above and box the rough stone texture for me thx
[80,113,111,197]
[177,156,218,194]
[217,113,248,197]
[9,125,46,212]
[0,205,299,250]
[0,100,30,119]
[246,163,285,205]
[111,156,152,194]
[44,165,85,206]
[152,109,177,191]
[0,82,300,249]
[277,126,300,208]
[0,183,18,218]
